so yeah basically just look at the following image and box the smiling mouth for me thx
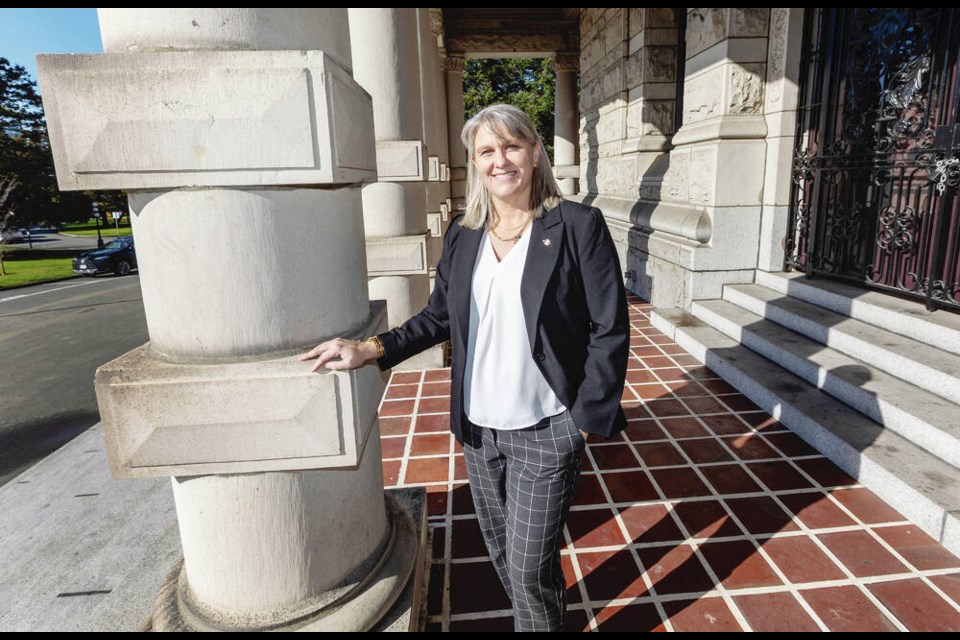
[493,171,518,179]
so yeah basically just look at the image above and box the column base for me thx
[141,490,425,632]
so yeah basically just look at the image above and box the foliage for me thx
[462,58,556,158]
[0,57,123,227]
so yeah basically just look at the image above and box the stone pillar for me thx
[759,8,805,272]
[418,8,452,293]
[349,8,442,370]
[38,8,418,631]
[553,54,579,196]
[443,54,467,215]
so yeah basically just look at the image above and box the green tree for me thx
[463,58,556,158]
[1,58,121,227]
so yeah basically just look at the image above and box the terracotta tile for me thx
[424,622,442,632]
[760,534,847,583]
[390,371,422,384]
[929,573,960,607]
[778,491,857,529]
[380,436,407,459]
[430,524,446,559]
[668,380,709,397]
[700,379,739,394]
[382,460,401,486]
[378,416,412,436]
[726,496,800,534]
[672,354,703,367]
[423,368,451,382]
[451,483,475,515]
[619,503,685,544]
[449,560,511,614]
[700,414,751,435]
[677,438,735,464]
[577,548,648,600]
[452,439,463,455]
[800,585,899,632]
[449,616,514,632]
[723,434,780,460]
[664,598,744,631]
[414,413,450,433]
[410,433,451,456]
[453,454,468,481]
[746,460,815,490]
[623,419,666,442]
[762,431,820,457]
[830,487,906,524]
[794,457,858,488]
[572,474,609,506]
[627,368,659,384]
[383,383,420,400]
[699,463,762,495]
[891,585,960,633]
[561,554,582,604]
[720,395,760,412]
[644,356,677,369]
[621,386,640,401]
[818,530,909,577]
[653,367,689,382]
[632,383,673,400]
[566,507,626,548]
[418,396,450,414]
[632,345,662,357]
[602,470,660,503]
[426,490,448,517]
[633,441,685,467]
[594,603,665,632]
[635,544,716,596]
[451,517,489,559]
[421,381,451,397]
[659,417,710,439]
[379,399,415,417]
[672,499,745,539]
[622,401,654,420]
[404,457,450,484]
[699,540,783,589]
[646,398,691,418]
[427,563,444,615]
[733,592,821,632]
[685,366,718,380]
[589,443,641,470]
[679,396,731,415]
[650,467,712,499]
[739,412,781,429]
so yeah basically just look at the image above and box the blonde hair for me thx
[459,104,562,230]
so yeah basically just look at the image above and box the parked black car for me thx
[73,236,137,276]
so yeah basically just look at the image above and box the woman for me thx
[300,104,628,632]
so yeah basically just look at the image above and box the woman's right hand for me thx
[299,338,378,373]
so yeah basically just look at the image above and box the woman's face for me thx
[471,125,539,211]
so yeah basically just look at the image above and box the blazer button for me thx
[534,352,545,362]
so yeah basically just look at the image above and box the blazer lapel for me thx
[521,204,564,352]
[450,224,484,355]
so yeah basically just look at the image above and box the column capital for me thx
[442,54,465,73]
[429,9,444,36]
[552,53,579,73]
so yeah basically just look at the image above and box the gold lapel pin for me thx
[543,238,552,247]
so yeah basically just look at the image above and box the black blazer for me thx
[377,200,629,442]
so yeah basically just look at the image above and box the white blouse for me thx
[463,226,566,429]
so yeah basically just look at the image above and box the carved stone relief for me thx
[730,8,770,37]
[646,46,676,83]
[683,68,722,124]
[728,64,764,114]
[766,8,788,106]
[685,8,726,58]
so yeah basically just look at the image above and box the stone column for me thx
[553,54,579,196]
[443,54,467,215]
[38,8,418,631]
[349,8,442,369]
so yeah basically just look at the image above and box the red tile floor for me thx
[378,295,960,632]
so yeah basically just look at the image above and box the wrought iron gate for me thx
[786,8,960,311]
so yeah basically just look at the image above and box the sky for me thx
[0,8,102,89]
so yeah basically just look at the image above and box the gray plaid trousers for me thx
[462,410,586,632]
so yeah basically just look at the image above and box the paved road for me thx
[15,229,108,251]
[0,275,148,486]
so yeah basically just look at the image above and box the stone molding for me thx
[376,140,428,182]
[441,55,465,72]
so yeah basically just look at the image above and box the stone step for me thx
[723,283,960,405]
[755,270,960,357]
[692,298,960,468]
[650,307,960,557]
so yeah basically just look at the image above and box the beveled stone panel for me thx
[37,50,376,190]
[376,140,427,181]
[365,233,429,276]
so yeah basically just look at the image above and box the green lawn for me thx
[0,249,78,289]
[61,219,132,238]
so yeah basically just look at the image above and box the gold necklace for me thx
[489,217,531,243]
